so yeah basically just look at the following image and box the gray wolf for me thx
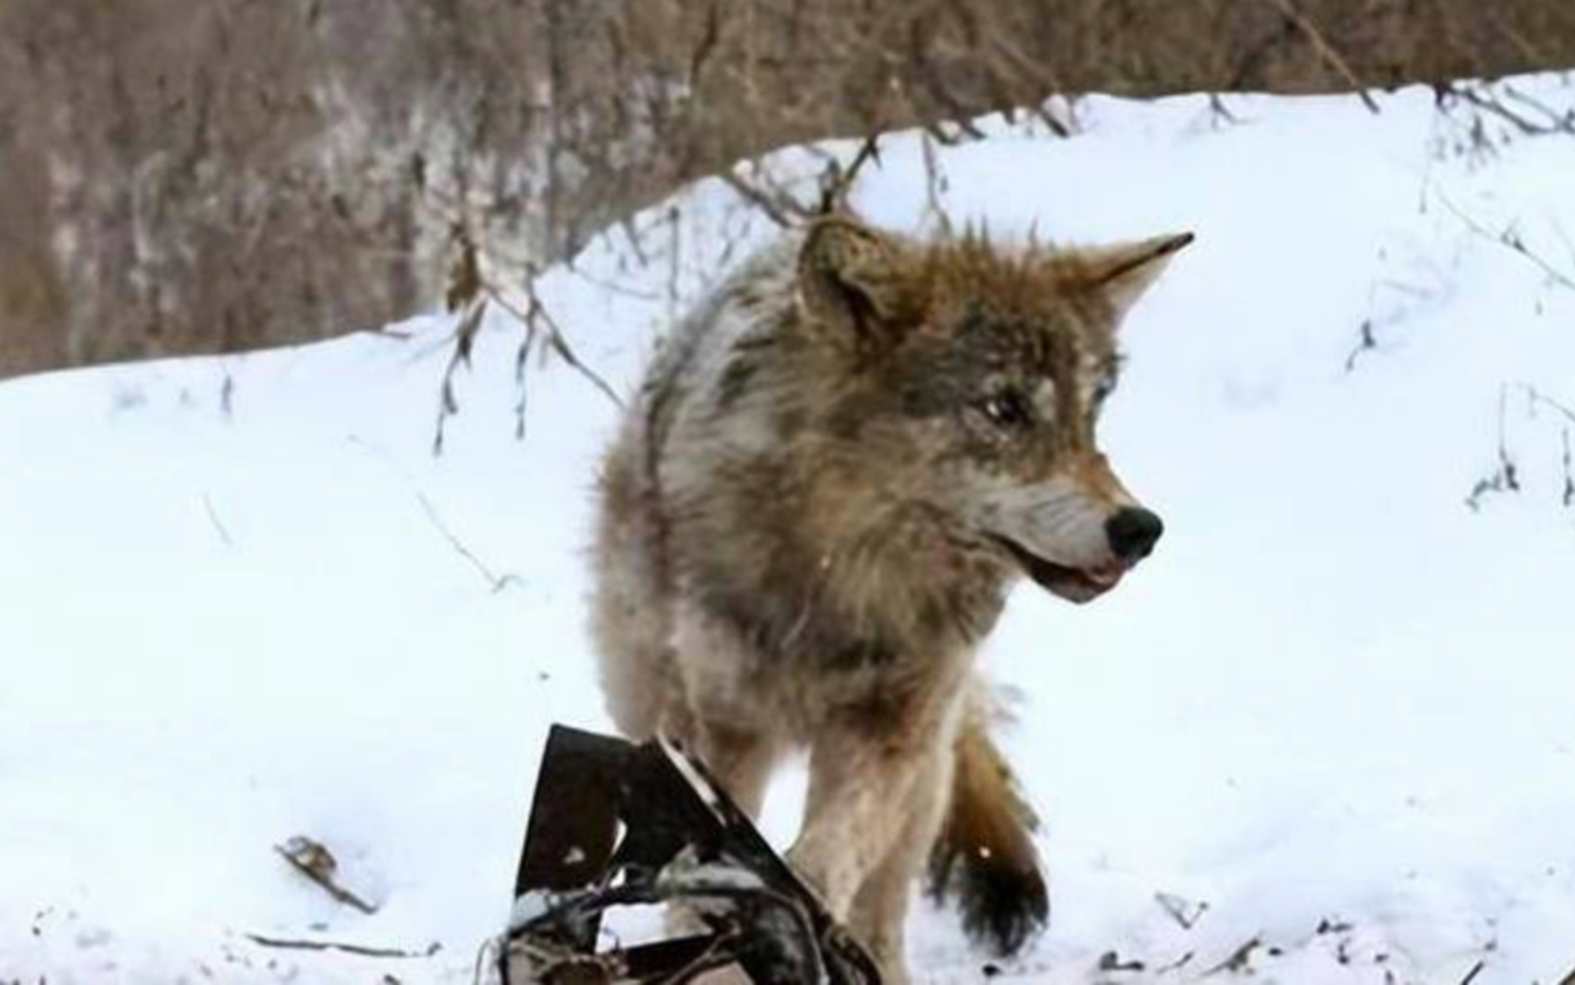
[589,214,1190,981]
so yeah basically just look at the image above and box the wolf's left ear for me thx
[1086,232,1194,319]
[797,216,907,350]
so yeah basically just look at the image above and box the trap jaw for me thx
[502,725,881,985]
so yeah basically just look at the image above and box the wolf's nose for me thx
[1105,507,1164,564]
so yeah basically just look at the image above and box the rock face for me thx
[2,0,1571,378]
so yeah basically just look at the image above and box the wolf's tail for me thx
[927,687,1049,956]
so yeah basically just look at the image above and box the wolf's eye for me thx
[980,388,1033,429]
[1092,355,1125,411]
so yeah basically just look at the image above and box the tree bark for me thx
[2,0,1572,378]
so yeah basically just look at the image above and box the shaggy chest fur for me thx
[678,494,1010,730]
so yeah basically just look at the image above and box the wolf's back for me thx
[588,235,804,740]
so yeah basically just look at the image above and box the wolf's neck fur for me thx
[679,376,1010,673]
[689,504,1008,673]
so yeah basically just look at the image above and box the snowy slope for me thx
[4,80,1575,984]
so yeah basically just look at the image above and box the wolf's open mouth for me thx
[991,537,1125,604]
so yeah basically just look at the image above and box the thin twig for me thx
[1208,93,1240,128]
[921,119,966,146]
[416,493,521,594]
[919,133,953,236]
[245,933,440,960]
[984,34,1072,137]
[1459,959,1485,985]
[488,271,624,418]
[423,203,624,451]
[511,296,543,440]
[666,205,684,325]
[1521,383,1575,428]
[721,171,806,230]
[472,934,502,985]
[1344,319,1378,373]
[1456,86,1545,135]
[1503,84,1575,132]
[1153,951,1195,975]
[1466,385,1519,511]
[203,495,235,549]
[1431,188,1575,291]
[817,135,882,215]
[1264,0,1379,114]
[431,297,489,457]
[569,267,662,302]
[1155,892,1208,931]
[1466,383,1575,511]
[1205,937,1262,977]
[1453,83,1575,137]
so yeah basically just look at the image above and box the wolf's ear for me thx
[797,216,907,349]
[1085,232,1194,319]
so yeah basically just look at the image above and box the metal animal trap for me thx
[499,725,881,984]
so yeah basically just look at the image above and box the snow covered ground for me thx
[5,79,1575,984]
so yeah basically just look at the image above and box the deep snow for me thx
[4,79,1575,984]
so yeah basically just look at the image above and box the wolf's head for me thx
[789,215,1190,605]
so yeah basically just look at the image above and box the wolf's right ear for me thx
[1086,232,1194,320]
[797,217,906,351]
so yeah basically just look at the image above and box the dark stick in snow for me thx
[245,933,440,959]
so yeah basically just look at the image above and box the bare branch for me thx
[1207,93,1241,128]
[431,297,489,457]
[1453,82,1575,136]
[1263,0,1380,114]
[245,933,441,960]
[1522,384,1575,429]
[1431,188,1575,292]
[483,267,625,439]
[817,135,883,214]
[1467,383,1575,512]
[719,170,808,228]
[919,133,953,235]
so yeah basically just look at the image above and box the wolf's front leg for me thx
[787,722,950,924]
[843,743,953,982]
